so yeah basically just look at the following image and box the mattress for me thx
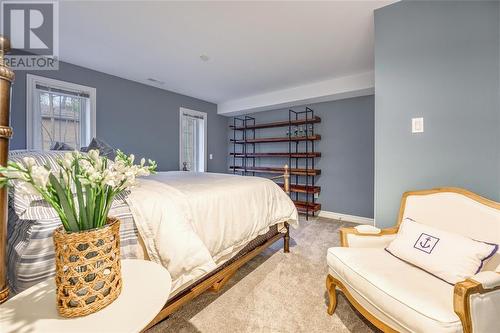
[125,171,299,294]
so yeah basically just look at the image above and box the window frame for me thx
[26,74,97,150]
[179,107,207,172]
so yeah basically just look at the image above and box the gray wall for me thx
[228,95,375,218]
[374,1,500,227]
[10,61,228,172]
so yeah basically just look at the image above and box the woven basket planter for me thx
[53,217,122,317]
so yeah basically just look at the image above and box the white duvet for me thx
[125,172,298,294]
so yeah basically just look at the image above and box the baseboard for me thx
[318,210,374,225]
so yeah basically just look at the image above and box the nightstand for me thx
[0,259,171,333]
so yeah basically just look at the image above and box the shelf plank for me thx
[276,183,321,194]
[230,166,321,176]
[293,200,321,213]
[230,152,321,158]
[230,116,321,130]
[231,135,321,144]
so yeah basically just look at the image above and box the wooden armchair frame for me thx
[453,277,500,333]
[327,187,500,333]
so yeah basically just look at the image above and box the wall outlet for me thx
[412,117,424,133]
[209,154,213,160]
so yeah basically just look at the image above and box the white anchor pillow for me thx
[386,218,498,284]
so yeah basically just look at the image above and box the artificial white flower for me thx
[62,152,74,169]
[0,149,156,232]
[101,169,117,188]
[30,165,50,189]
[88,149,100,162]
[61,172,70,187]
[22,157,36,169]
[2,169,28,181]
[79,159,93,173]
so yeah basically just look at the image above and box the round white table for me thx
[0,259,171,333]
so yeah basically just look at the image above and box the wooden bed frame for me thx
[0,36,13,305]
[0,36,293,330]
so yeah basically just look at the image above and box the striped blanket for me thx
[7,151,144,294]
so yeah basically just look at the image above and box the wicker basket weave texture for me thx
[53,217,122,317]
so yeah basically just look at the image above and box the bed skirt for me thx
[168,224,280,303]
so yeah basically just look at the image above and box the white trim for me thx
[217,71,374,116]
[26,74,96,150]
[318,210,374,225]
[179,107,208,172]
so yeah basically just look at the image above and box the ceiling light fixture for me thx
[147,77,165,85]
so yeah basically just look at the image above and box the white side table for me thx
[0,259,171,333]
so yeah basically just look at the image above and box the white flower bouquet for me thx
[0,150,157,232]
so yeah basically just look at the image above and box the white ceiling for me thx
[59,1,393,109]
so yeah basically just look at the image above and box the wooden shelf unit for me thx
[229,166,321,176]
[230,135,321,144]
[230,152,321,158]
[277,183,321,194]
[230,116,321,130]
[293,200,322,214]
[230,108,321,219]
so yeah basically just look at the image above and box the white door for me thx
[179,108,207,172]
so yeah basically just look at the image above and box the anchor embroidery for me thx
[419,237,432,249]
[414,233,439,254]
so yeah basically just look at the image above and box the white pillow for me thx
[386,218,498,284]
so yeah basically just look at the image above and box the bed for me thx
[3,150,298,328]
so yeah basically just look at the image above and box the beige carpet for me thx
[147,217,379,333]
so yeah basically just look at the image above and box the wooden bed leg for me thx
[284,223,290,253]
[326,274,338,315]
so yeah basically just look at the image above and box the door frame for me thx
[179,107,208,172]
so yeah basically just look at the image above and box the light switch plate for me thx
[209,154,213,160]
[412,117,424,133]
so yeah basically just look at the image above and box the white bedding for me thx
[125,172,298,294]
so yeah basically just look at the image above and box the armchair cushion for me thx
[386,218,498,284]
[354,225,381,234]
[327,247,462,333]
[340,227,397,248]
[470,271,500,289]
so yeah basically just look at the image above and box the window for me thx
[27,74,96,150]
[179,108,207,172]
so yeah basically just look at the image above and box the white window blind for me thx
[27,75,96,150]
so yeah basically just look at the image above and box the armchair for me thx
[326,188,500,333]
